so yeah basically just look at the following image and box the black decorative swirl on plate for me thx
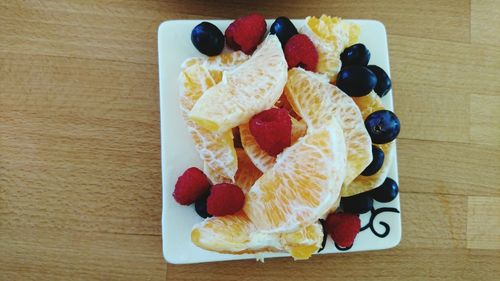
[317,219,328,253]
[334,206,400,251]
[360,206,400,238]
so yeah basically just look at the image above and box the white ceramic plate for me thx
[158,19,401,264]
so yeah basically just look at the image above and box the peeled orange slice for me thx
[191,211,323,260]
[239,123,275,173]
[285,68,372,196]
[234,148,263,194]
[179,52,249,183]
[275,93,301,120]
[300,15,360,81]
[348,92,395,193]
[291,117,308,143]
[189,35,288,133]
[192,211,272,255]
[244,124,347,233]
[280,221,324,260]
[239,115,307,173]
[182,51,250,72]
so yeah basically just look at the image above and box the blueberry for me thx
[340,193,373,214]
[194,191,212,218]
[270,17,298,46]
[336,66,377,97]
[361,145,385,176]
[365,110,400,144]
[340,44,371,67]
[367,65,392,97]
[370,177,399,202]
[191,22,225,56]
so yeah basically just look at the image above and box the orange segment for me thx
[203,163,228,186]
[179,62,217,113]
[275,93,301,120]
[291,117,307,143]
[280,222,324,260]
[205,51,251,70]
[285,68,372,196]
[191,211,323,259]
[349,92,396,193]
[239,116,307,173]
[189,35,288,132]
[244,124,347,233]
[179,52,249,183]
[300,15,360,81]
[191,211,275,254]
[182,51,250,72]
[234,148,263,194]
[239,123,276,172]
[353,91,387,117]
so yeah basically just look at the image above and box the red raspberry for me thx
[207,183,245,216]
[173,167,211,205]
[284,34,318,71]
[325,212,361,247]
[225,13,267,55]
[249,108,292,157]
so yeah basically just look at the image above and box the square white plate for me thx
[158,19,401,264]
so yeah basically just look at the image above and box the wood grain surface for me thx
[1,1,499,280]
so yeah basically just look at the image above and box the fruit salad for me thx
[173,14,400,260]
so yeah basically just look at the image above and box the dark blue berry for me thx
[365,110,400,144]
[191,22,225,56]
[194,191,212,218]
[336,66,377,97]
[340,193,373,214]
[361,145,385,176]
[367,65,392,97]
[370,177,399,202]
[270,17,298,46]
[340,43,371,67]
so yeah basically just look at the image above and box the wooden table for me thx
[1,1,499,280]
